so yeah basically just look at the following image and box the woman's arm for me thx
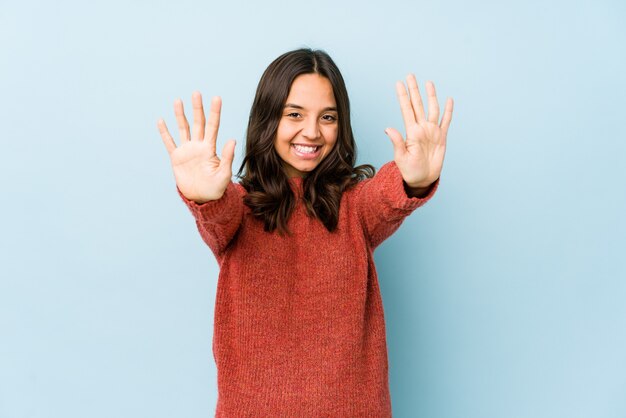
[355,161,439,249]
[354,75,452,248]
[177,181,244,260]
[158,91,242,259]
[384,75,453,191]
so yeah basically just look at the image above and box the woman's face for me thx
[274,73,339,178]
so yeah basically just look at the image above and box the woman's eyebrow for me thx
[284,103,337,112]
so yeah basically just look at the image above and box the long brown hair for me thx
[235,48,375,236]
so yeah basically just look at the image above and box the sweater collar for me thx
[287,176,304,197]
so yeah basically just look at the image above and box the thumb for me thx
[384,128,405,161]
[219,139,236,171]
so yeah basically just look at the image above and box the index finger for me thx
[174,98,191,143]
[396,81,416,129]
[406,74,426,124]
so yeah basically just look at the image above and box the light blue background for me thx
[1,0,625,417]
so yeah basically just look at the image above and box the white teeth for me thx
[293,144,318,153]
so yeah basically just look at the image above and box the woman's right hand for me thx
[157,92,236,203]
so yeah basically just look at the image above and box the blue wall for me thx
[1,0,625,417]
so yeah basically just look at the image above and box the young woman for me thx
[157,48,453,417]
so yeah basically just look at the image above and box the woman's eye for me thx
[322,114,337,122]
[286,112,301,118]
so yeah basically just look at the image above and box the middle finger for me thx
[191,91,206,141]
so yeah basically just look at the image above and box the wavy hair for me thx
[235,48,375,236]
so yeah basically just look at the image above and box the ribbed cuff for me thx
[378,161,440,211]
[177,182,238,222]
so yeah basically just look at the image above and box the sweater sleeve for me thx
[355,160,440,249]
[177,182,245,260]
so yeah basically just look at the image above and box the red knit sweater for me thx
[177,160,439,417]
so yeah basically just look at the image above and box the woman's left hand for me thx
[385,74,454,189]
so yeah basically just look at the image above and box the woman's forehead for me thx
[286,74,336,108]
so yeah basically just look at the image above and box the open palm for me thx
[385,74,454,188]
[157,92,236,203]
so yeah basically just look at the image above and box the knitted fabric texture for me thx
[177,160,439,417]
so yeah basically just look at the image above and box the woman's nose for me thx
[301,118,320,139]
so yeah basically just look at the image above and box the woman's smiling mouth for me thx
[291,144,322,159]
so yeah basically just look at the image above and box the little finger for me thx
[157,118,176,155]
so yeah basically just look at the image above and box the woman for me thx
[157,48,453,416]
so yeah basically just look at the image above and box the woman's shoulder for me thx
[338,174,375,208]
[342,165,382,194]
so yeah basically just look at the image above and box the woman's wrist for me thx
[403,180,435,198]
